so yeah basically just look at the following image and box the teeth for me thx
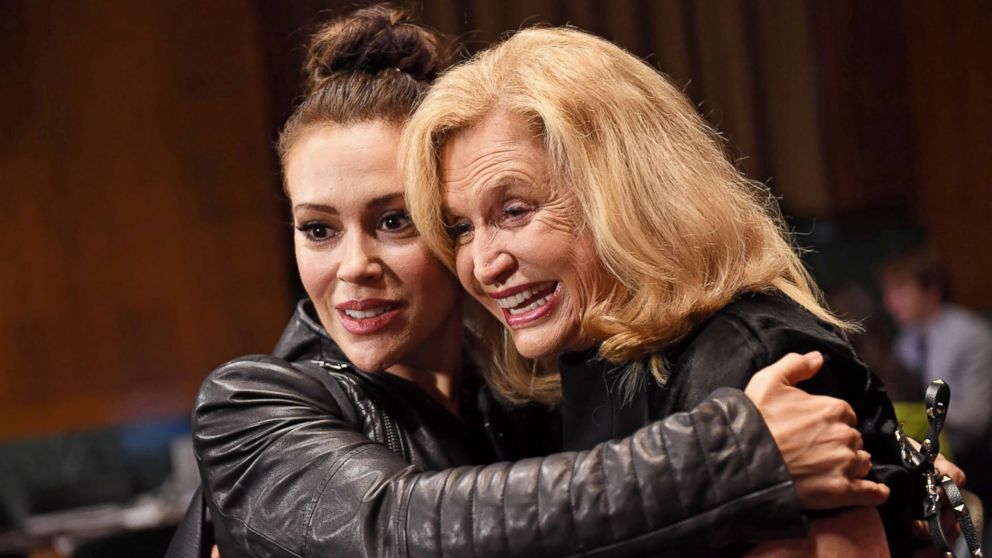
[344,307,390,319]
[507,293,553,315]
[495,289,528,309]
[495,283,554,309]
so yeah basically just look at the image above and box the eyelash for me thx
[445,220,473,244]
[379,210,413,233]
[501,201,532,222]
[296,211,413,244]
[445,200,534,245]
[296,221,336,242]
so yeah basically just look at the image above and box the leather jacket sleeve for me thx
[194,356,806,558]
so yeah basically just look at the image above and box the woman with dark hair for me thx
[176,7,896,558]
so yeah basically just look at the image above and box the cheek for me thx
[568,236,606,286]
[389,244,459,302]
[454,248,482,299]
[885,287,915,313]
[295,245,336,300]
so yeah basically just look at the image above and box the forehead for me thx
[286,122,402,203]
[440,112,547,202]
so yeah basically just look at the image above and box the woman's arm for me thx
[195,354,881,557]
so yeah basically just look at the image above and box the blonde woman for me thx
[402,27,931,556]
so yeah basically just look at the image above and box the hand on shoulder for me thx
[745,352,889,510]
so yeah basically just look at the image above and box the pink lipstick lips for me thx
[335,299,402,334]
[488,281,560,327]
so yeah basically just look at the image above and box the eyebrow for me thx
[366,192,405,208]
[293,193,405,215]
[441,178,521,216]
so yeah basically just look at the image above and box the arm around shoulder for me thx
[194,358,804,557]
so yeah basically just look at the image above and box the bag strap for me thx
[164,486,214,558]
[896,379,984,557]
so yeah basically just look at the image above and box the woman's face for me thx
[286,121,462,373]
[441,112,602,358]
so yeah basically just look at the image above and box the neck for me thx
[386,360,462,416]
[385,314,464,416]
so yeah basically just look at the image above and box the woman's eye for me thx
[501,201,533,222]
[296,222,335,242]
[380,211,413,232]
[445,220,473,244]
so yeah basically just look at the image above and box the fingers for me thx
[835,399,858,427]
[934,453,966,487]
[762,351,824,387]
[815,394,858,428]
[211,545,221,558]
[846,478,891,507]
[853,430,865,451]
[850,449,873,478]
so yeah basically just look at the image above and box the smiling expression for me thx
[285,121,462,374]
[441,112,604,358]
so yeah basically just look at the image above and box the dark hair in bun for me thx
[304,4,447,92]
[278,4,451,167]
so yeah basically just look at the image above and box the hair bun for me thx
[304,5,448,91]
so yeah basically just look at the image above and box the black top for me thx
[558,291,915,556]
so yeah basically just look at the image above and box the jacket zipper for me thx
[381,413,404,458]
[314,359,408,460]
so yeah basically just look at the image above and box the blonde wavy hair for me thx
[401,26,844,405]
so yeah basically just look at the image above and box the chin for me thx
[342,346,396,373]
[510,331,561,360]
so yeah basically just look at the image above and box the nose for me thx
[472,230,515,287]
[337,231,383,284]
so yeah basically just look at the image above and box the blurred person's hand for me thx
[934,452,966,487]
[745,352,890,510]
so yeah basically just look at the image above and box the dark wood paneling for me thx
[0,0,291,439]
[903,1,992,309]
[806,1,919,219]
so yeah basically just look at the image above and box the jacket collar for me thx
[272,299,349,365]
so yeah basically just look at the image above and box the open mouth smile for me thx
[335,299,403,334]
[489,281,560,326]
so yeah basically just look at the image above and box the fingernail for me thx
[805,351,823,363]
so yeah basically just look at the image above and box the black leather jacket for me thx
[193,300,806,557]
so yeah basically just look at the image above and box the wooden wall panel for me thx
[806,1,919,219]
[0,0,291,439]
[903,1,992,310]
[748,0,831,218]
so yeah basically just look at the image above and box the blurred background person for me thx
[881,245,992,544]
[882,246,992,452]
